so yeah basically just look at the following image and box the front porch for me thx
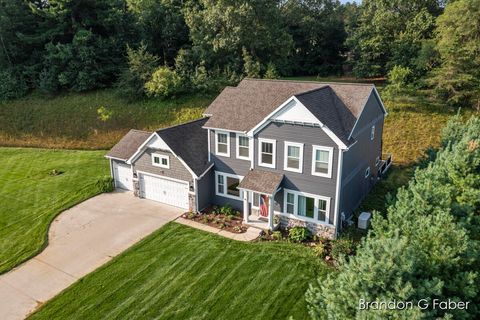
[237,169,284,231]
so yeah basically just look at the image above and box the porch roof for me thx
[238,169,284,195]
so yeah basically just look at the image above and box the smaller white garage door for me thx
[113,162,133,191]
[139,173,189,209]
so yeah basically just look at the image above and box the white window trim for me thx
[151,153,169,169]
[375,156,380,167]
[258,138,276,168]
[250,192,260,209]
[236,134,251,161]
[283,141,304,173]
[215,171,243,200]
[311,145,334,178]
[282,189,331,225]
[365,166,371,178]
[215,131,230,157]
[371,125,375,141]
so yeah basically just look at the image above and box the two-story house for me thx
[106,79,388,239]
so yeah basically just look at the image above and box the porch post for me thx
[268,195,274,230]
[243,191,249,223]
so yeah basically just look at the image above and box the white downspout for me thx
[333,148,344,238]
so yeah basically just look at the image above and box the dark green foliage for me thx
[307,115,480,319]
[116,44,160,99]
[282,0,346,76]
[288,226,310,243]
[347,0,442,78]
[330,237,355,261]
[0,69,28,100]
[429,0,480,109]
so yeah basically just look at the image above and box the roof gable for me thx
[271,98,320,125]
[203,79,378,147]
[106,129,151,161]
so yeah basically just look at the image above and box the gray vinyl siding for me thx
[340,93,385,217]
[213,195,243,211]
[132,148,193,185]
[255,122,338,225]
[209,130,251,175]
[197,169,214,211]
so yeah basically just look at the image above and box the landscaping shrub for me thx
[312,243,326,259]
[94,176,114,193]
[288,226,309,243]
[330,238,355,261]
[144,66,182,98]
[271,231,283,241]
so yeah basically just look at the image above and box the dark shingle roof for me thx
[238,169,284,195]
[203,79,375,145]
[106,129,151,161]
[156,118,210,177]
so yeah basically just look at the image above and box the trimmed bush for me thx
[94,176,114,193]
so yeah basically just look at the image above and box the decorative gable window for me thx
[215,131,230,157]
[371,125,375,141]
[284,142,303,173]
[311,146,333,178]
[236,134,250,160]
[365,166,370,178]
[152,153,169,169]
[258,138,276,168]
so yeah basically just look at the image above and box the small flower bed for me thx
[182,205,248,233]
[259,226,357,265]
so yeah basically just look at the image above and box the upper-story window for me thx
[284,141,303,173]
[236,134,250,160]
[258,138,276,168]
[371,125,375,141]
[311,145,333,178]
[215,131,230,157]
[152,153,169,169]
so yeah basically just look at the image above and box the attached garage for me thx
[113,162,133,191]
[139,173,189,209]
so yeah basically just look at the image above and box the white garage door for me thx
[113,162,133,191]
[139,173,189,209]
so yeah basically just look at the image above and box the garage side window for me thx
[152,153,169,169]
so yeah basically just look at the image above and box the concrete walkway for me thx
[175,217,261,241]
[0,191,183,320]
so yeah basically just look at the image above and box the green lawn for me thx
[0,148,109,274]
[29,223,328,320]
[0,90,213,149]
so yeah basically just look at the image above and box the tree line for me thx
[0,0,478,108]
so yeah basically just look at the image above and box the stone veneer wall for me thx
[279,215,336,240]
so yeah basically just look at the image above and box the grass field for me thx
[29,223,328,320]
[0,90,213,149]
[0,148,109,274]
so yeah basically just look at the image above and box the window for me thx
[284,142,303,173]
[236,135,250,160]
[258,138,276,168]
[286,192,295,214]
[365,166,370,178]
[152,153,169,169]
[375,156,380,166]
[283,189,330,224]
[215,172,242,199]
[217,174,225,194]
[298,195,314,218]
[215,131,230,157]
[371,125,375,141]
[311,146,333,178]
[317,199,327,222]
[252,192,260,208]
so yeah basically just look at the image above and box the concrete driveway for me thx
[0,191,183,320]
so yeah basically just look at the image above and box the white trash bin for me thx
[358,212,371,230]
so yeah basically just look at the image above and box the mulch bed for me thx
[182,207,248,234]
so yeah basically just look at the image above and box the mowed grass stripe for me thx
[0,148,108,274]
[30,224,330,320]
